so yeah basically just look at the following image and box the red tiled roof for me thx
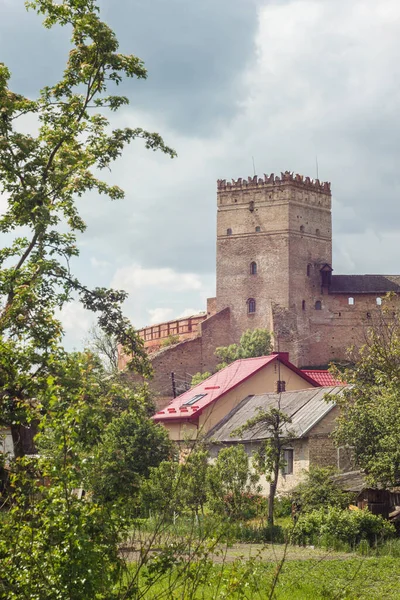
[302,370,344,386]
[153,353,319,422]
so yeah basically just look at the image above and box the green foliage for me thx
[331,295,400,487]
[87,410,174,507]
[291,507,395,548]
[161,334,180,347]
[0,0,176,457]
[206,445,261,520]
[233,407,294,525]
[191,371,212,386]
[215,328,272,369]
[292,466,353,513]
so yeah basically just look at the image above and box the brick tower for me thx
[215,171,332,363]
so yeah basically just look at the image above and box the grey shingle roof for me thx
[206,386,348,443]
[330,275,400,294]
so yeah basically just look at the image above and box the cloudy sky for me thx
[2,0,400,347]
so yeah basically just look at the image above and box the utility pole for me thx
[171,371,177,398]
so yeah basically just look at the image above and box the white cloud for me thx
[111,264,203,293]
[147,307,174,325]
[56,301,95,349]
[90,256,111,269]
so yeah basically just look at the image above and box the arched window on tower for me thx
[376,297,382,306]
[300,225,305,233]
[348,297,355,306]
[302,300,306,311]
[247,298,256,314]
[307,264,311,277]
[255,226,261,232]
[315,300,322,310]
[250,262,257,275]
[227,228,232,236]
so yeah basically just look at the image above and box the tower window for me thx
[300,225,305,233]
[315,300,322,310]
[307,264,311,277]
[348,297,354,306]
[227,228,232,236]
[376,297,382,306]
[302,300,306,311]
[247,298,256,314]
[255,226,261,232]
[316,228,320,236]
[250,261,257,275]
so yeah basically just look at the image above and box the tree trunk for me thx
[11,423,25,459]
[268,459,281,526]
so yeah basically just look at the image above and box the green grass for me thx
[134,556,400,599]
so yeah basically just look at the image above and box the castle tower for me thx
[216,171,332,361]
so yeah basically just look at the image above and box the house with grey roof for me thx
[206,385,349,495]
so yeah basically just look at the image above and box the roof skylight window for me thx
[183,393,207,406]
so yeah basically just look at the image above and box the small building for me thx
[153,352,320,441]
[205,386,348,495]
[334,471,400,520]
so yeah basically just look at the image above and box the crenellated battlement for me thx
[217,171,331,195]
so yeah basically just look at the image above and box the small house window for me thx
[276,380,286,393]
[250,261,257,275]
[315,300,322,310]
[300,225,305,233]
[255,226,261,232]
[307,264,311,277]
[302,300,306,311]
[376,297,382,306]
[247,298,256,314]
[348,297,354,306]
[282,449,293,475]
[227,228,232,236]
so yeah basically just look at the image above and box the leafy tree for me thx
[332,295,400,487]
[86,325,119,373]
[88,409,174,507]
[190,371,212,386]
[215,328,272,369]
[206,445,260,520]
[234,407,294,525]
[292,466,352,514]
[0,0,175,456]
[191,328,272,385]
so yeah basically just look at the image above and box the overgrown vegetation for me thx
[191,328,273,385]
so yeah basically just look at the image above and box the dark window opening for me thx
[183,393,207,406]
[316,228,320,236]
[300,225,305,233]
[277,380,286,393]
[249,200,254,212]
[255,226,261,232]
[227,228,232,236]
[302,300,306,311]
[307,264,311,277]
[250,261,257,275]
[315,300,322,310]
[282,449,293,475]
[248,298,256,314]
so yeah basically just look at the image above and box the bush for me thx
[292,506,395,548]
[292,466,352,514]
[161,334,180,347]
[274,496,292,518]
[221,493,268,521]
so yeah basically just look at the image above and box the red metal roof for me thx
[153,353,320,422]
[302,370,344,386]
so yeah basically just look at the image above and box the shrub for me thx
[161,334,180,347]
[292,466,352,514]
[222,493,268,521]
[274,496,293,518]
[292,506,395,548]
